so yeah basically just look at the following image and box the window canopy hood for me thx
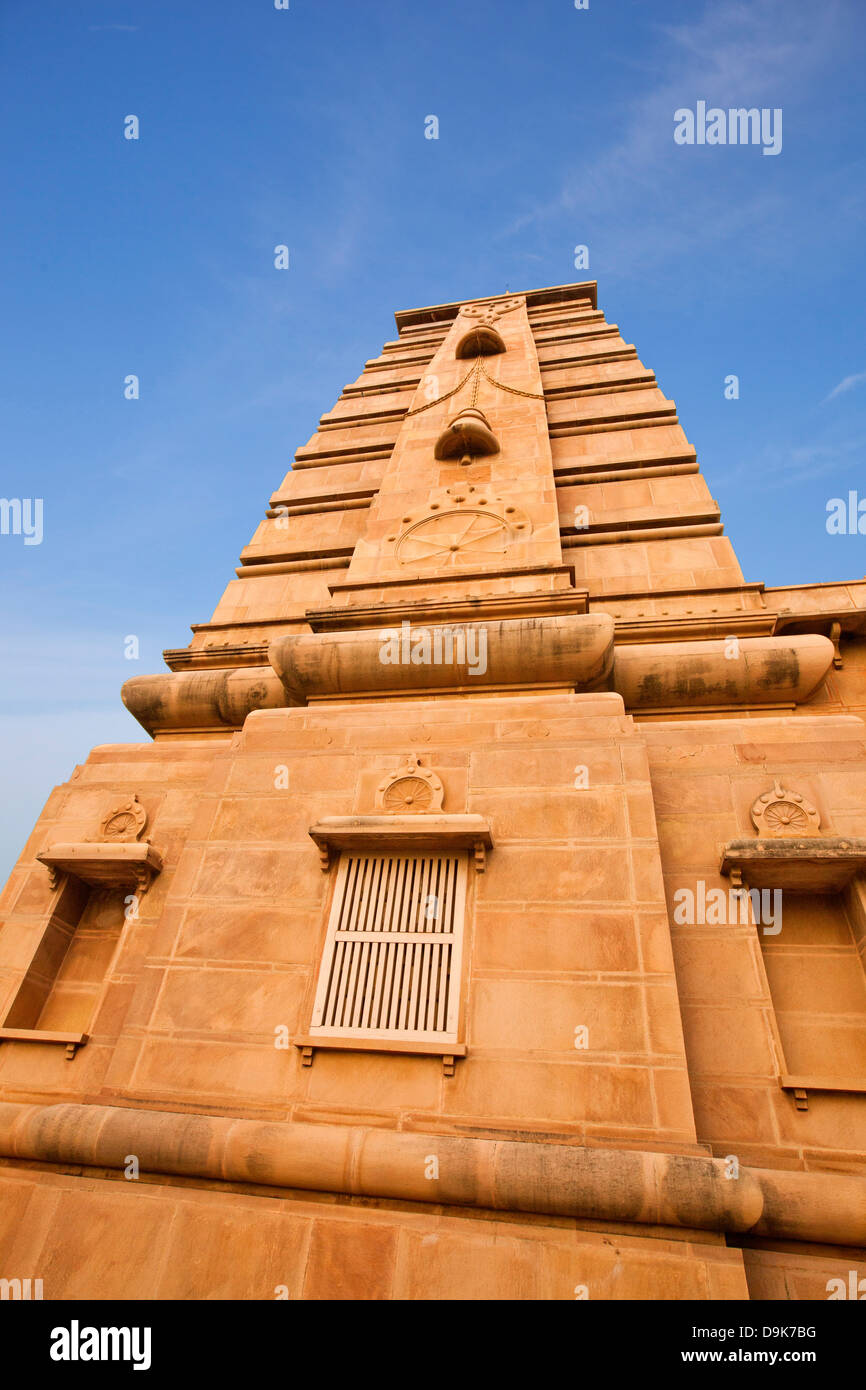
[308,814,493,873]
[36,842,164,896]
[720,836,866,894]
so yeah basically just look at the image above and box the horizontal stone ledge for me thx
[613,634,835,709]
[239,544,355,566]
[548,404,677,429]
[343,376,423,395]
[317,409,409,431]
[268,489,378,511]
[291,446,395,469]
[233,556,352,578]
[163,642,271,672]
[549,414,679,439]
[562,515,721,545]
[588,579,766,611]
[543,375,657,401]
[539,347,636,371]
[265,494,376,517]
[315,415,406,434]
[565,524,723,547]
[555,462,699,486]
[328,561,575,596]
[612,615,777,645]
[535,325,619,345]
[305,590,589,632]
[268,614,615,702]
[238,547,354,573]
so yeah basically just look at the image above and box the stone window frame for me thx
[295,814,492,1075]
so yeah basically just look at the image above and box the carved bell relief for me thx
[750,780,821,838]
[375,756,444,814]
[434,407,500,461]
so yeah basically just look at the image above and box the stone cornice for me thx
[393,281,598,330]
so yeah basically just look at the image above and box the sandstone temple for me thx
[1,281,865,1300]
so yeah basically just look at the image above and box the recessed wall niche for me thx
[0,794,162,1058]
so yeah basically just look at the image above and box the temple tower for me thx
[1,282,865,1300]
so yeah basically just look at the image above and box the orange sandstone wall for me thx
[2,284,866,1300]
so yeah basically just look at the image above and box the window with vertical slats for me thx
[310,853,468,1043]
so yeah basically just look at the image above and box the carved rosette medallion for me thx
[99,794,147,842]
[375,756,444,814]
[750,780,821,838]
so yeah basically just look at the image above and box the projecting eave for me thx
[394,280,598,330]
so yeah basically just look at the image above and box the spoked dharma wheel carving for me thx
[381,777,434,812]
[375,756,445,813]
[396,508,510,568]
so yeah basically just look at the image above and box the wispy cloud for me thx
[716,436,866,491]
[500,0,848,277]
[825,369,866,402]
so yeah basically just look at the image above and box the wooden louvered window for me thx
[310,852,468,1044]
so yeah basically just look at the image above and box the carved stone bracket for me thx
[830,620,843,669]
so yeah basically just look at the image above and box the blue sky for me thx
[1,0,865,880]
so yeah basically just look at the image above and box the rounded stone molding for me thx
[269,614,615,701]
[612,634,835,711]
[122,666,290,735]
